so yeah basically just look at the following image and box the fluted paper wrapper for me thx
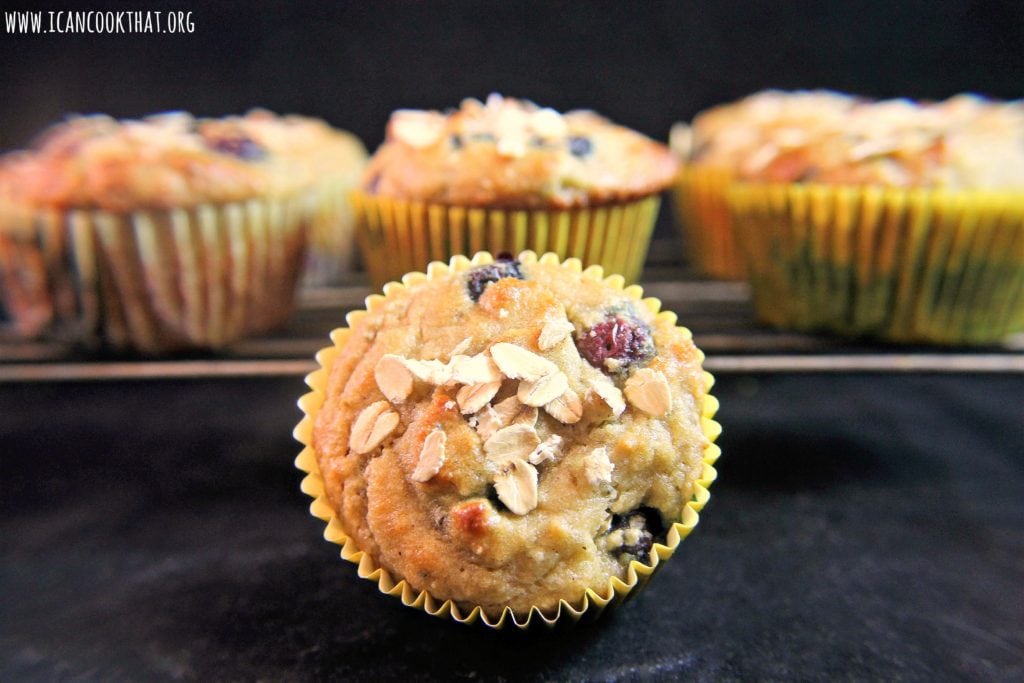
[301,176,360,287]
[0,194,309,353]
[351,192,661,288]
[294,251,721,629]
[673,166,746,280]
[729,183,1024,344]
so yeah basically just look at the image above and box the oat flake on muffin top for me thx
[673,90,1024,189]
[311,252,712,616]
[361,94,679,209]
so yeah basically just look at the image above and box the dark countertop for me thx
[2,372,1023,681]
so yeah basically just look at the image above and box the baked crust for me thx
[362,94,679,209]
[312,256,709,615]
[0,110,364,211]
[674,90,1024,189]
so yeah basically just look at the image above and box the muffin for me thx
[230,110,368,285]
[295,251,720,627]
[0,110,320,353]
[719,93,1024,344]
[352,94,679,286]
[670,90,856,278]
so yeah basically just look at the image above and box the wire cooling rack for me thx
[1,239,1022,382]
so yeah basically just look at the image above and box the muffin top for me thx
[672,89,857,173]
[232,109,367,184]
[0,110,365,211]
[361,94,680,209]
[311,253,712,616]
[672,90,1024,190]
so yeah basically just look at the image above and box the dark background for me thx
[2,0,1023,153]
[3,3,1024,681]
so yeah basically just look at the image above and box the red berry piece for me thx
[577,314,654,371]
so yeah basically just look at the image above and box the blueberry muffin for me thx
[669,90,857,278]
[0,111,320,352]
[682,92,1024,189]
[231,109,368,285]
[299,251,720,624]
[694,91,1024,343]
[352,94,679,286]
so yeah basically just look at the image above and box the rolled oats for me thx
[490,342,557,382]
[484,423,540,464]
[349,401,401,454]
[493,458,539,515]
[456,380,502,414]
[537,318,575,351]
[624,368,672,416]
[527,434,563,465]
[517,371,569,407]
[544,388,583,424]
[590,377,626,417]
[411,429,446,482]
[375,354,414,403]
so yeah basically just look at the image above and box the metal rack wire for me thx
[2,239,1022,381]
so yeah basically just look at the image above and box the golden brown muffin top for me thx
[672,90,1024,189]
[233,109,367,183]
[0,110,365,211]
[311,253,711,616]
[361,94,680,209]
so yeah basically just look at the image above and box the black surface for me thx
[2,374,1023,681]
[3,1,1024,151]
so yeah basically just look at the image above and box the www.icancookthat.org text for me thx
[4,10,194,34]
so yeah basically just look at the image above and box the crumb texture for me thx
[312,256,709,615]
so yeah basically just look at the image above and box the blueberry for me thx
[206,134,267,161]
[450,134,464,150]
[607,507,664,563]
[576,313,654,371]
[568,136,592,157]
[465,258,524,302]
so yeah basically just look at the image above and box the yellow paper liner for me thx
[0,193,310,353]
[301,175,361,287]
[673,166,746,280]
[728,183,1024,344]
[293,250,722,630]
[350,192,662,288]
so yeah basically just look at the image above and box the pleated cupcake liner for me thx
[301,175,361,287]
[728,183,1024,345]
[0,193,311,354]
[350,192,662,288]
[672,166,746,280]
[294,250,722,629]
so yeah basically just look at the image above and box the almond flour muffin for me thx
[686,91,1024,343]
[669,89,857,278]
[681,91,1024,188]
[230,110,368,284]
[0,110,329,352]
[301,252,720,624]
[364,94,678,208]
[352,94,679,286]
